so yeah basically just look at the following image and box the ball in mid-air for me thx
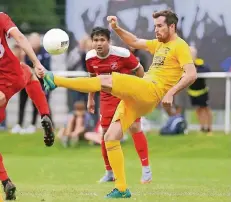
[43,28,69,55]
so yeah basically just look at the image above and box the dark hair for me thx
[90,27,111,40]
[74,101,86,111]
[152,9,178,30]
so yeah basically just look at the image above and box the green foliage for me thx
[1,0,60,33]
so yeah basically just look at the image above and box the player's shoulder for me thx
[85,49,97,61]
[0,12,8,18]
[110,46,131,58]
[175,37,189,47]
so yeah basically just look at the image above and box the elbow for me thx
[129,38,139,49]
[15,33,26,46]
[190,72,197,84]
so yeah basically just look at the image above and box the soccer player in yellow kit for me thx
[43,10,197,198]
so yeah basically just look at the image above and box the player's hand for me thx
[162,92,174,108]
[107,16,119,29]
[87,99,95,114]
[34,62,45,78]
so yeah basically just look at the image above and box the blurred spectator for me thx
[79,35,100,126]
[188,46,212,134]
[11,33,52,134]
[66,31,88,112]
[57,101,96,147]
[129,47,149,72]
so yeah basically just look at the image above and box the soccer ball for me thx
[43,28,69,55]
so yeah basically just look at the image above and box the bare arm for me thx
[87,73,96,113]
[107,16,148,51]
[167,64,197,96]
[9,28,40,66]
[65,115,75,136]
[9,28,45,77]
[114,27,148,51]
[88,73,96,100]
[133,64,144,78]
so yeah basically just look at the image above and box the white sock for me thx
[106,170,113,176]
[142,166,151,174]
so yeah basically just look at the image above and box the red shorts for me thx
[0,63,32,122]
[101,116,141,129]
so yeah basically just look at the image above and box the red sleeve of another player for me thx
[123,52,140,70]
[0,13,16,35]
[86,59,95,74]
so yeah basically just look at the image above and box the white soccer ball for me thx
[43,28,69,55]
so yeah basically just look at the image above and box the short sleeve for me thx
[86,59,94,74]
[0,12,17,36]
[123,52,140,70]
[146,39,158,54]
[175,41,194,68]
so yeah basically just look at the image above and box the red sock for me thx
[101,140,112,171]
[132,131,149,166]
[0,154,9,181]
[25,80,50,116]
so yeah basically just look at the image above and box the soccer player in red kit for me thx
[86,27,152,184]
[0,12,55,200]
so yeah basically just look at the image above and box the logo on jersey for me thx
[93,66,98,69]
[111,62,118,70]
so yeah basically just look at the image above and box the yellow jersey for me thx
[144,37,193,98]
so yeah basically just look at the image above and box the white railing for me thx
[52,71,231,134]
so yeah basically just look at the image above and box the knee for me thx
[104,123,123,141]
[129,122,141,134]
[104,132,119,141]
[98,75,113,92]
[0,91,6,107]
[31,73,38,81]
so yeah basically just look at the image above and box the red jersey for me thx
[0,12,23,81]
[86,45,140,117]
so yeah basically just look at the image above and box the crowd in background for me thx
[0,29,214,147]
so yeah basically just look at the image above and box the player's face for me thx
[92,35,110,56]
[154,16,174,42]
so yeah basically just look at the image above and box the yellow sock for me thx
[105,141,127,192]
[54,76,101,93]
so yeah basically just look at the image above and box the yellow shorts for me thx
[111,72,161,132]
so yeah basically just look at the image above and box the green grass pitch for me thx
[0,131,230,202]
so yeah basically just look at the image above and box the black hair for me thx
[90,27,111,40]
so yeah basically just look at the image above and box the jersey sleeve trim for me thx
[131,62,141,71]
[85,49,97,61]
[6,27,17,37]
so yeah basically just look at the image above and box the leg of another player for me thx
[0,91,6,108]
[205,107,213,133]
[99,128,114,183]
[0,92,7,125]
[25,71,54,146]
[129,121,152,184]
[196,107,205,132]
[0,153,16,200]
[104,121,131,198]
[84,131,102,145]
